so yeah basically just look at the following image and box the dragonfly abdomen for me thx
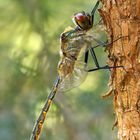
[30,77,61,140]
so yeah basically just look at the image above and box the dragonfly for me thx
[30,1,122,140]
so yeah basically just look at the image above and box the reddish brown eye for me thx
[74,13,86,22]
[73,12,92,31]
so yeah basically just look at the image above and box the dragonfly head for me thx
[72,11,93,31]
[72,1,100,31]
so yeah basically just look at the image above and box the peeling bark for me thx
[99,0,140,140]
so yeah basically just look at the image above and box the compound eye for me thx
[74,13,86,23]
[73,12,92,30]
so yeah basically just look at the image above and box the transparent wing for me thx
[58,60,88,92]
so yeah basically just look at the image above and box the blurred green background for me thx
[0,0,117,140]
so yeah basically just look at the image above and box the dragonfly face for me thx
[73,12,93,31]
[72,1,100,32]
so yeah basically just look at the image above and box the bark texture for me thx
[99,0,140,140]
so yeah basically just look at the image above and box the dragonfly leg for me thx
[90,47,100,68]
[86,36,127,72]
[84,50,89,64]
[87,38,125,72]
[91,1,100,24]
[88,65,123,72]
[92,36,128,49]
[84,44,100,68]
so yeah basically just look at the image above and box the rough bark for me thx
[99,0,140,140]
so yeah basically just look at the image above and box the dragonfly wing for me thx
[58,61,88,92]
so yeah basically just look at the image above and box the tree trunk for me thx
[99,0,140,140]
